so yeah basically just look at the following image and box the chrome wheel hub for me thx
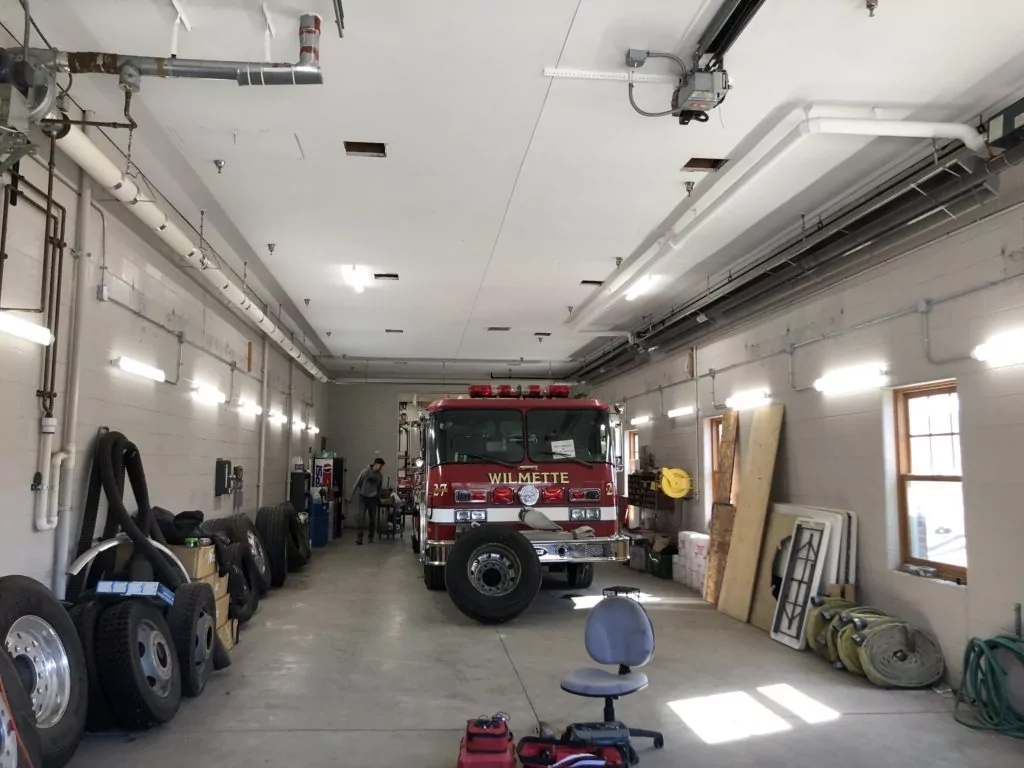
[6,615,70,729]
[247,531,268,576]
[193,610,215,670]
[137,619,174,698]
[468,544,521,597]
[0,685,15,768]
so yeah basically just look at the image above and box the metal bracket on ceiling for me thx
[169,0,192,58]
[262,2,277,63]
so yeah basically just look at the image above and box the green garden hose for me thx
[855,621,945,688]
[954,635,1024,738]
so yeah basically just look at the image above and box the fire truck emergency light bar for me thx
[468,384,571,398]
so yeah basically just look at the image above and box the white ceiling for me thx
[11,0,1024,379]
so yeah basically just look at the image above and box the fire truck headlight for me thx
[455,510,471,522]
[569,508,585,521]
[570,508,600,521]
[470,509,488,522]
[586,508,602,521]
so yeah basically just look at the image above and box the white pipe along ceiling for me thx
[567,105,989,332]
[51,122,328,382]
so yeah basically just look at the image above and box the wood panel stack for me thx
[703,410,739,605]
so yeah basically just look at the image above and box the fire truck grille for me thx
[583,543,606,558]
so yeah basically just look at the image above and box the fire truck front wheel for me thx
[444,526,542,624]
[423,564,445,590]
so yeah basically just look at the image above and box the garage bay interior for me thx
[0,1,1023,766]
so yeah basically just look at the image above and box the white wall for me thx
[590,189,1024,679]
[0,157,325,588]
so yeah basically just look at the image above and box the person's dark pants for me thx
[357,496,379,542]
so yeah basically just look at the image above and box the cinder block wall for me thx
[590,184,1024,678]
[0,159,326,588]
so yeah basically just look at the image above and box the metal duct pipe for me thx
[805,118,987,156]
[52,121,328,382]
[65,13,322,86]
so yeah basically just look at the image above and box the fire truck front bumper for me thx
[423,532,630,567]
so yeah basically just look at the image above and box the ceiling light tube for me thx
[667,406,695,418]
[238,398,263,416]
[972,330,1024,367]
[725,388,770,410]
[813,363,888,395]
[268,411,288,425]
[630,414,652,426]
[112,356,166,382]
[294,419,306,430]
[624,275,659,301]
[341,264,372,293]
[308,424,320,434]
[0,312,54,346]
[191,383,227,405]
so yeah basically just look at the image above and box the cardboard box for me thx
[168,545,217,580]
[215,594,230,628]
[201,572,229,600]
[217,619,238,652]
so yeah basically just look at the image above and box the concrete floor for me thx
[72,536,1023,767]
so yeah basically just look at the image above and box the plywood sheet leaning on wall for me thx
[703,410,739,605]
[717,404,785,622]
[749,509,802,632]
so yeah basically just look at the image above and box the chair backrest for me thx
[584,596,655,667]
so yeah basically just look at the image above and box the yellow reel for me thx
[660,468,692,499]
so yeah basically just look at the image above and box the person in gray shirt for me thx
[350,458,385,544]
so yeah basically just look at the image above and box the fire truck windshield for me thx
[426,407,612,467]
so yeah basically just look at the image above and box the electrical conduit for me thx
[51,123,327,382]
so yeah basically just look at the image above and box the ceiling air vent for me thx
[385,328,404,334]
[374,272,399,281]
[487,326,511,332]
[534,332,552,337]
[682,157,728,172]
[580,279,604,286]
[345,141,387,158]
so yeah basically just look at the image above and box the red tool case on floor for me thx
[517,737,629,767]
[457,716,515,768]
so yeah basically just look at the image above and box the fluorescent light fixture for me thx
[630,414,652,426]
[268,411,288,425]
[756,684,840,724]
[238,398,263,416]
[191,383,226,405]
[113,356,165,382]
[624,275,659,301]
[293,419,306,431]
[341,264,373,294]
[813,363,887,395]
[667,406,695,418]
[0,312,54,346]
[725,388,770,411]
[307,424,320,434]
[972,330,1024,367]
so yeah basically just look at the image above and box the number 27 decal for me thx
[432,483,449,497]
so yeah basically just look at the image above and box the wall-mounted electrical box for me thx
[215,459,232,496]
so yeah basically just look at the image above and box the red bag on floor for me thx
[517,737,629,767]
[457,715,515,768]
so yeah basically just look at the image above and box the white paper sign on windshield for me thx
[550,439,576,458]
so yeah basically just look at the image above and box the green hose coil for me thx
[954,635,1024,738]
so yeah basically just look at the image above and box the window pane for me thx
[907,396,930,436]
[929,435,956,475]
[952,440,962,474]
[905,479,966,568]
[949,392,960,434]
[927,393,954,435]
[910,436,933,474]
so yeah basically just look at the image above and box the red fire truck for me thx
[412,384,628,623]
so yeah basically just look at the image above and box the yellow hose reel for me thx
[658,468,692,499]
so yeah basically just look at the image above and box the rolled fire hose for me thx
[659,468,692,499]
[854,621,945,688]
[837,616,903,675]
[954,634,1024,738]
[807,599,858,659]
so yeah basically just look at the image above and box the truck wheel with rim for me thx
[225,543,258,624]
[444,526,542,624]
[202,515,272,595]
[166,583,216,697]
[0,575,88,768]
[0,642,43,768]
[95,599,181,730]
[255,506,289,588]
[566,563,595,588]
[423,564,445,591]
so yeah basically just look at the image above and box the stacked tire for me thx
[255,504,312,586]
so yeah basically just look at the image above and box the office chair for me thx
[560,596,664,762]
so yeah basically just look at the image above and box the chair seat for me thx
[561,667,649,698]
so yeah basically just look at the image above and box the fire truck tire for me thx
[566,563,595,588]
[444,526,542,624]
[411,534,420,555]
[423,564,445,591]
[255,506,289,588]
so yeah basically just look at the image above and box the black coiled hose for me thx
[66,431,185,600]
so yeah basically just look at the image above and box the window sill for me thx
[895,565,967,587]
